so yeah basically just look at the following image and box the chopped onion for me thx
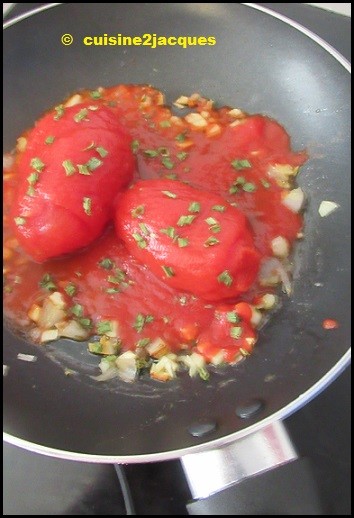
[185,112,208,128]
[179,352,206,377]
[206,124,222,137]
[17,137,28,152]
[28,327,41,342]
[99,357,115,374]
[91,366,119,382]
[38,299,66,329]
[115,351,138,383]
[107,323,119,339]
[319,200,339,217]
[28,303,42,323]
[278,266,292,296]
[250,308,263,327]
[267,164,298,187]
[174,95,189,107]
[259,258,281,286]
[156,92,165,106]
[41,329,59,342]
[104,320,120,338]
[99,336,120,355]
[271,163,296,175]
[259,258,292,295]
[210,351,225,366]
[230,119,246,128]
[282,188,305,213]
[150,354,179,381]
[228,108,244,118]
[17,353,37,362]
[245,337,256,348]
[56,319,89,340]
[48,291,66,309]
[146,337,170,359]
[64,94,83,107]
[271,236,289,258]
[262,293,277,310]
[3,153,15,169]
[231,353,246,365]
[64,368,76,376]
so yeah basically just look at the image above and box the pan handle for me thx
[182,421,324,515]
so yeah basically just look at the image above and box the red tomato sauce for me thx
[3,85,307,371]
[322,319,339,330]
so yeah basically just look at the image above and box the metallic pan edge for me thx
[3,349,351,463]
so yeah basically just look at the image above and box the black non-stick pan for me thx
[3,3,351,463]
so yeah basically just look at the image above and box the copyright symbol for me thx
[61,34,73,46]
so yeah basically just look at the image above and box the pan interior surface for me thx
[3,3,351,461]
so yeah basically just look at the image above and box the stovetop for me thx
[3,3,351,515]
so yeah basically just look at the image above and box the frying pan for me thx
[3,3,351,464]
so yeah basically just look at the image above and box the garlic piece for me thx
[318,201,339,217]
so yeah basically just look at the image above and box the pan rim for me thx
[3,2,351,74]
[3,2,351,462]
[3,348,351,463]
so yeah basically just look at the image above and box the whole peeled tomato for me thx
[115,179,261,302]
[12,102,135,262]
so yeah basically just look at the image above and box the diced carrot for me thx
[180,323,199,342]
[234,302,253,322]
